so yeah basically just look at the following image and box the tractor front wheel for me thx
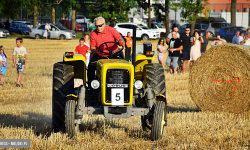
[65,100,79,137]
[151,101,166,141]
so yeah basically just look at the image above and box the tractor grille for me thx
[106,69,130,104]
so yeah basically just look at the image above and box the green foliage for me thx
[180,0,209,23]
[0,0,22,19]
[87,0,138,26]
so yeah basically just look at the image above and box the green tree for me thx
[231,0,237,26]
[180,0,209,34]
[87,0,138,27]
[0,0,21,19]
[59,0,81,31]
[23,0,44,28]
[44,0,64,24]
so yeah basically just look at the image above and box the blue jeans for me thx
[166,56,179,69]
[201,52,205,55]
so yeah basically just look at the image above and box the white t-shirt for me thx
[12,46,27,65]
[167,32,180,39]
[45,24,51,31]
[238,36,244,44]
[243,39,250,45]
[232,35,239,44]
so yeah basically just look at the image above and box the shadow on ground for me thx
[0,112,52,137]
[167,106,201,113]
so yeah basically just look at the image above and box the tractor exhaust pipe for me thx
[132,25,136,68]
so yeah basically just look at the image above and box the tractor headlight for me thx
[134,80,143,89]
[91,80,100,89]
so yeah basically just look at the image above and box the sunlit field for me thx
[0,37,249,149]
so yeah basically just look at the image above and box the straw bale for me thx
[189,44,250,113]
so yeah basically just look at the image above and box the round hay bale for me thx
[189,44,250,113]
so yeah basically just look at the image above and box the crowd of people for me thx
[232,28,250,45]
[156,26,210,74]
[155,26,250,74]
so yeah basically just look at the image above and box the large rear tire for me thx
[52,62,74,132]
[151,101,166,141]
[65,100,79,137]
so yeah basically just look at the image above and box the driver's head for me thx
[94,17,105,33]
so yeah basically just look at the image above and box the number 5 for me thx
[115,93,120,101]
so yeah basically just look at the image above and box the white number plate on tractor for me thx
[111,88,124,105]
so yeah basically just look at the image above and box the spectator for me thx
[124,32,133,61]
[201,32,211,55]
[239,31,244,45]
[240,32,250,45]
[0,20,3,28]
[81,23,86,36]
[172,22,177,31]
[12,37,27,87]
[82,33,91,67]
[0,46,8,86]
[190,30,204,67]
[232,31,240,44]
[44,23,51,39]
[166,26,180,44]
[75,38,89,60]
[37,21,40,26]
[156,38,166,69]
[210,35,226,47]
[165,31,183,74]
[4,20,10,31]
[180,27,192,74]
[247,28,250,33]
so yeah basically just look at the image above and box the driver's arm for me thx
[118,37,125,49]
[90,47,97,54]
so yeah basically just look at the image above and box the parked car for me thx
[196,17,227,24]
[219,26,246,42]
[151,22,166,37]
[114,23,160,40]
[206,22,230,37]
[179,23,208,36]
[30,23,76,40]
[8,23,31,35]
[0,28,10,37]
[59,19,82,31]
[14,21,33,28]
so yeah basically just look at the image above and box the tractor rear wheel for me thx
[65,100,79,137]
[151,101,166,141]
[52,62,74,132]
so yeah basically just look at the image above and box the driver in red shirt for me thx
[88,16,125,88]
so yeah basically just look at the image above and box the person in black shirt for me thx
[200,32,211,55]
[165,31,183,74]
[180,27,192,73]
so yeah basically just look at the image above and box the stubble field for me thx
[0,37,250,149]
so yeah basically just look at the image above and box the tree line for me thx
[0,0,237,36]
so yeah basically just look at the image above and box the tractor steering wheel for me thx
[97,41,124,59]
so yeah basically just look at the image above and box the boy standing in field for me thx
[12,37,27,87]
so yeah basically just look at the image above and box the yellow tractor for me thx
[52,27,167,141]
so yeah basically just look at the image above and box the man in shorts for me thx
[12,37,27,87]
[180,27,192,74]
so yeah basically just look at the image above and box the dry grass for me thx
[0,38,249,149]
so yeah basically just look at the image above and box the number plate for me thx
[111,88,124,105]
